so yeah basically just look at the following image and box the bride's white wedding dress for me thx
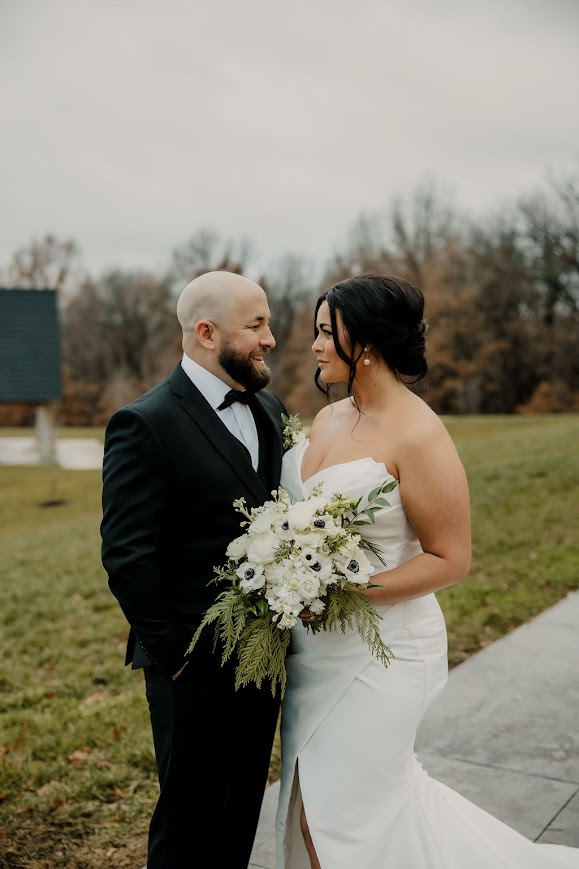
[275,439,579,868]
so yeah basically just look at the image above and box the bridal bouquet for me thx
[187,480,398,696]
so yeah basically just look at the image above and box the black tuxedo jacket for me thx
[101,363,287,678]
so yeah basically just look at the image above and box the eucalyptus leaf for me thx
[366,485,383,503]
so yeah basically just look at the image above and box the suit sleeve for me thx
[101,407,191,678]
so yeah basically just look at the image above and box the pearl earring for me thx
[363,347,371,366]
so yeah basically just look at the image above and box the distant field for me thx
[1,415,578,867]
[0,426,105,440]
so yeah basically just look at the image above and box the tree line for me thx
[1,173,578,426]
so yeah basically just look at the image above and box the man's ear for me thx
[195,319,216,350]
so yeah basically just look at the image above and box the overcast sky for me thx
[1,0,578,279]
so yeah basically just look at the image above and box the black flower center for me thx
[281,521,289,530]
[313,519,325,528]
[244,568,255,580]
[310,562,322,572]
[347,560,359,573]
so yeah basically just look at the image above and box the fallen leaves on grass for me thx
[68,748,91,764]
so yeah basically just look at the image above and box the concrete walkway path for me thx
[250,590,579,867]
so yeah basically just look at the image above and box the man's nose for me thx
[261,327,276,349]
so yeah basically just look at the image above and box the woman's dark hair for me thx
[314,274,428,398]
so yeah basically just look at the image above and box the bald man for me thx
[101,272,287,868]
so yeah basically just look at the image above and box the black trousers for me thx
[143,639,280,869]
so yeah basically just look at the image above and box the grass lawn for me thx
[1,415,578,867]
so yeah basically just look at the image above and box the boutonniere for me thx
[281,413,305,451]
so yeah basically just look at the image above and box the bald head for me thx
[176,272,274,384]
[176,271,265,335]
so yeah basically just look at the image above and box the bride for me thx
[275,274,579,868]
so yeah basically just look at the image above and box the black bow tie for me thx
[218,389,258,411]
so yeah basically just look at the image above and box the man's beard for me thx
[218,340,271,391]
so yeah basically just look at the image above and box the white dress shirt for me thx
[180,353,259,470]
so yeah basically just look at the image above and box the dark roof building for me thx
[0,288,62,402]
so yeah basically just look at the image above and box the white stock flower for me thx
[265,558,293,586]
[277,612,297,629]
[226,534,248,560]
[309,598,325,615]
[266,579,303,613]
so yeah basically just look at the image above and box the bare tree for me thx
[0,233,83,298]
[518,175,579,329]
[169,229,255,289]
[60,270,179,421]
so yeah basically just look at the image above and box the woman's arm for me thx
[364,419,471,604]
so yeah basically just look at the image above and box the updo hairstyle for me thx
[314,274,428,397]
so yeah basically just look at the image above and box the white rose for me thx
[246,532,279,564]
[296,573,320,602]
[226,534,248,560]
[248,511,273,536]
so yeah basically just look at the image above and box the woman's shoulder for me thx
[309,399,351,433]
[394,395,460,468]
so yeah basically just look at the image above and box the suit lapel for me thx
[168,365,269,504]
[253,392,283,488]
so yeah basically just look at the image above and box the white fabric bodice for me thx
[281,438,423,580]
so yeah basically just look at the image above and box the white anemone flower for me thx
[236,562,266,592]
[286,496,329,531]
[337,548,374,584]
[309,513,340,535]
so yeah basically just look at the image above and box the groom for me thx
[101,271,286,868]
